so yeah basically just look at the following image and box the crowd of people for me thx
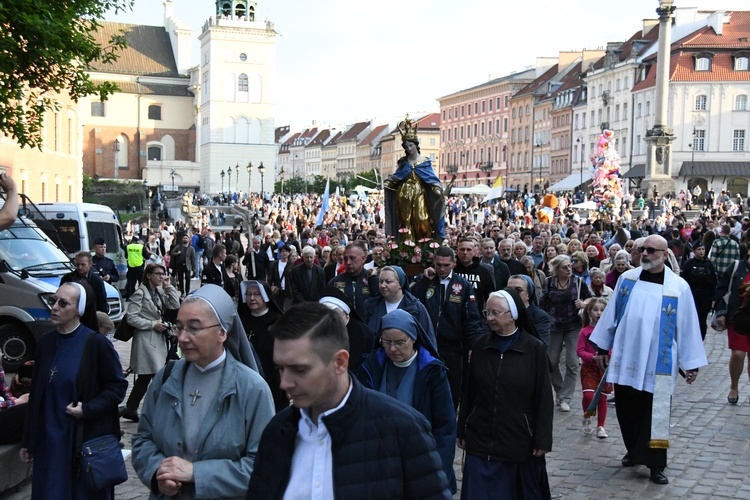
[5,160,750,497]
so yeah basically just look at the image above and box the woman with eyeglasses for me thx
[571,251,591,287]
[540,254,591,412]
[458,289,553,499]
[237,280,287,411]
[21,283,127,498]
[121,263,180,422]
[357,309,456,494]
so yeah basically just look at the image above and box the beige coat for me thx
[127,283,180,374]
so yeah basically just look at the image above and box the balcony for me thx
[478,162,493,173]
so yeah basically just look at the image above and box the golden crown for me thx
[397,114,419,142]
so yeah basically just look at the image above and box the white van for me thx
[34,203,127,290]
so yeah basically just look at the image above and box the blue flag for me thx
[316,179,330,227]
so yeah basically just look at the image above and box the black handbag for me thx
[75,333,128,491]
[113,314,135,342]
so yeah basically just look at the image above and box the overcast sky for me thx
[105,0,748,129]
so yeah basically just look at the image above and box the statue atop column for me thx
[383,115,446,241]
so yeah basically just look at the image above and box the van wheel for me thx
[0,324,35,372]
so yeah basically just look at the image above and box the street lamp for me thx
[258,161,266,196]
[247,161,253,194]
[227,166,232,194]
[113,139,120,179]
[279,165,285,195]
[220,169,225,193]
[235,164,240,195]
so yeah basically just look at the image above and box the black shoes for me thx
[649,467,669,484]
[621,453,635,467]
[119,405,139,423]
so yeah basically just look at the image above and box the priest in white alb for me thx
[591,234,707,485]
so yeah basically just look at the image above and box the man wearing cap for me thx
[91,237,119,285]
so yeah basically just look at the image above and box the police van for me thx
[0,196,123,371]
[34,202,127,291]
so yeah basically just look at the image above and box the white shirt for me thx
[283,380,353,500]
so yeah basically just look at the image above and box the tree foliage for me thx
[83,175,146,210]
[0,0,132,148]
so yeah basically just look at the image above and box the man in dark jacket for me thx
[681,242,717,340]
[91,237,119,286]
[247,302,451,500]
[201,244,234,297]
[454,237,495,312]
[480,237,510,290]
[60,251,108,314]
[291,246,325,303]
[328,241,379,316]
[413,246,483,409]
[242,235,270,281]
[498,238,527,276]
[507,274,552,346]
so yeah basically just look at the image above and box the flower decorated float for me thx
[590,129,624,219]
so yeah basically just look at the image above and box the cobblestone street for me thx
[5,324,750,499]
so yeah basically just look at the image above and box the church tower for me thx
[196,0,277,194]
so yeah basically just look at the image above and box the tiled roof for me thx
[307,129,331,147]
[325,131,343,147]
[280,132,301,150]
[275,126,291,143]
[679,11,750,48]
[91,79,191,97]
[439,68,536,100]
[512,65,560,99]
[590,29,658,71]
[360,124,388,146]
[338,121,370,142]
[91,22,180,76]
[417,113,441,130]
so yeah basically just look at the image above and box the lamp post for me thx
[235,164,240,195]
[279,165,285,195]
[220,169,225,194]
[247,161,253,194]
[258,161,266,196]
[227,166,232,194]
[113,139,120,179]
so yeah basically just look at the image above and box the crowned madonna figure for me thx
[384,115,446,241]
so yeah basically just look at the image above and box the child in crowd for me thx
[576,298,610,438]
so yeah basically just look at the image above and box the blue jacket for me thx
[247,377,451,500]
[329,268,380,317]
[358,348,457,493]
[412,272,483,352]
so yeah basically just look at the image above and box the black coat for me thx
[243,249,270,282]
[291,263,325,303]
[269,259,294,299]
[328,269,380,317]
[454,257,496,311]
[457,330,553,462]
[201,261,234,297]
[246,377,451,500]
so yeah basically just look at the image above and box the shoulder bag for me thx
[75,333,128,492]
[113,314,135,342]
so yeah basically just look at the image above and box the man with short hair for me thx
[507,275,551,346]
[247,302,451,499]
[529,236,545,267]
[243,235,270,282]
[497,238,526,276]
[125,236,151,299]
[591,235,707,485]
[328,241,379,316]
[291,246,325,303]
[170,233,196,296]
[479,237,510,290]
[201,244,234,297]
[413,246,482,409]
[454,237,495,312]
[60,251,109,314]
[708,224,740,274]
[91,237,119,285]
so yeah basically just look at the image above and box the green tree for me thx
[0,0,132,148]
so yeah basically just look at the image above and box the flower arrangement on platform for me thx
[382,228,441,268]
[590,129,624,218]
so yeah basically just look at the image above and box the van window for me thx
[48,220,81,253]
[86,221,121,251]
[0,228,71,273]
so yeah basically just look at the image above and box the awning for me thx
[622,164,646,178]
[547,172,591,192]
[678,161,750,177]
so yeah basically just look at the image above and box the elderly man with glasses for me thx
[590,235,707,485]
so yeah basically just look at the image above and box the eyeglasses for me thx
[49,297,72,308]
[245,291,263,298]
[380,337,411,348]
[173,323,221,336]
[638,247,665,255]
[483,309,511,319]
[571,259,579,263]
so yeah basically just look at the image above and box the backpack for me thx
[200,235,213,253]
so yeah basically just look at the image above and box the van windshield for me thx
[87,221,122,252]
[47,219,81,253]
[0,226,72,273]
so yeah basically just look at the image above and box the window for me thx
[474,103,478,114]
[238,73,248,92]
[488,121,492,135]
[504,96,509,108]
[581,113,586,128]
[695,57,711,71]
[616,79,621,91]
[693,129,705,151]
[591,85,596,98]
[636,135,642,155]
[511,129,516,143]
[512,108,517,119]
[637,102,642,117]
[735,95,748,111]
[467,105,471,116]
[488,99,493,111]
[481,122,485,136]
[482,101,486,113]
[239,53,247,62]
[623,102,628,118]
[733,130,746,151]
[624,76,629,88]
[91,101,105,117]
[461,106,465,117]
[622,138,627,157]
[503,118,508,132]
[442,110,446,120]
[467,125,471,138]
[525,105,530,116]
[147,145,162,161]
[590,110,595,125]
[645,101,651,116]
[474,124,478,136]
[736,56,749,71]
[574,114,579,129]
[615,105,620,121]
[429,138,436,146]
[695,95,707,110]
[148,105,162,120]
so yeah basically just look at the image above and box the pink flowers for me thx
[398,228,409,234]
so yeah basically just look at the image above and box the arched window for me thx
[235,3,246,17]
[148,104,162,120]
[735,56,749,71]
[220,1,231,17]
[238,74,249,92]
[147,145,162,161]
